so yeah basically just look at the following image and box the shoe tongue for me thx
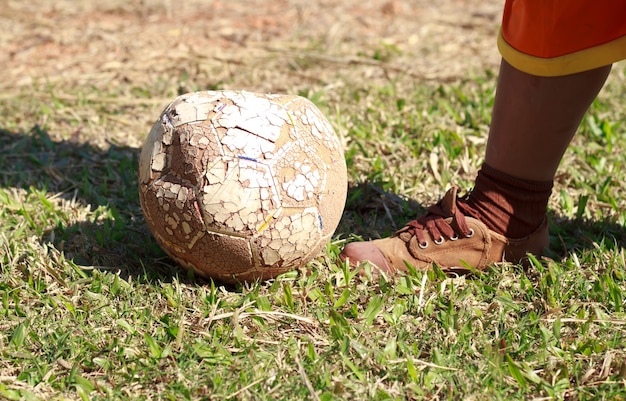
[440,186,459,216]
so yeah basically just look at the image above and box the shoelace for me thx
[402,200,474,248]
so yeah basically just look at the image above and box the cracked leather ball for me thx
[139,91,347,284]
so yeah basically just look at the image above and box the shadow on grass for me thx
[335,181,425,241]
[547,212,626,260]
[2,126,623,286]
[0,125,197,284]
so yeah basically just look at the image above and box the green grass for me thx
[2,39,626,401]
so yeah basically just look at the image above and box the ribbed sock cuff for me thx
[480,163,554,193]
[460,163,552,238]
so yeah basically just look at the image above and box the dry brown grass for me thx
[1,0,503,147]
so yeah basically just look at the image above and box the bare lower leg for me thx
[485,59,612,181]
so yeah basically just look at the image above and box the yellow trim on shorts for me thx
[498,29,626,76]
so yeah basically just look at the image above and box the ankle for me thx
[458,164,552,239]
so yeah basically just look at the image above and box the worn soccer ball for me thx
[138,90,347,284]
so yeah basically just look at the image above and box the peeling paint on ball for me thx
[139,90,347,284]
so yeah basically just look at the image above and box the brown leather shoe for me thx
[340,186,549,275]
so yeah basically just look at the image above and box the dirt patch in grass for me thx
[1,0,505,155]
[1,0,502,92]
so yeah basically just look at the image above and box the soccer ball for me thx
[138,91,347,284]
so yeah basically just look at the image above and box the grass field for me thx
[1,1,626,400]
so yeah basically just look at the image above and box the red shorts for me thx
[498,0,626,76]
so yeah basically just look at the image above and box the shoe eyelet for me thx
[450,234,459,241]
[465,228,475,238]
[434,236,444,245]
[419,241,429,249]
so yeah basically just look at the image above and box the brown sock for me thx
[458,163,553,239]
